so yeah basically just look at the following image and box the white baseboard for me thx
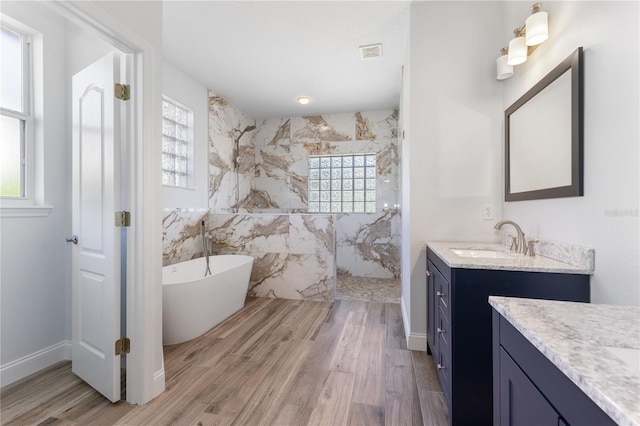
[407,332,428,351]
[401,297,428,352]
[401,295,410,344]
[151,368,165,401]
[1,340,72,388]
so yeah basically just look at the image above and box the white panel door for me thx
[71,52,122,402]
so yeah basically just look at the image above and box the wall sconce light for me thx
[526,3,549,46]
[497,3,549,80]
[497,47,514,80]
[507,27,527,66]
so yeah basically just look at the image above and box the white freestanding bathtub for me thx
[162,255,254,345]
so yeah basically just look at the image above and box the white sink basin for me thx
[601,346,640,371]
[450,249,513,259]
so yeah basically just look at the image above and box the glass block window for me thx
[1,25,29,198]
[308,154,376,213]
[162,96,193,188]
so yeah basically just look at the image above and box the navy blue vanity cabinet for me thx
[425,247,590,426]
[492,309,616,426]
[497,346,561,425]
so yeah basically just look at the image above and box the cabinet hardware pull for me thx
[436,291,445,297]
[437,363,445,370]
[426,271,433,277]
[437,327,445,334]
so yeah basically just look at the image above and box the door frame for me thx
[45,0,165,404]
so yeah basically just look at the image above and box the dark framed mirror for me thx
[505,47,584,201]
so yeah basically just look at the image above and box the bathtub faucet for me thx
[201,221,212,277]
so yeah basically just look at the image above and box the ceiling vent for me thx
[359,43,383,60]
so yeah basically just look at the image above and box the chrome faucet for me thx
[493,220,527,255]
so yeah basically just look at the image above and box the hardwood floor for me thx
[0,297,449,425]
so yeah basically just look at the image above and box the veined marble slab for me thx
[203,93,400,286]
[162,208,210,266]
[489,296,640,426]
[337,211,400,278]
[208,92,256,213]
[167,97,400,299]
[251,112,398,212]
[208,213,335,301]
[249,252,334,301]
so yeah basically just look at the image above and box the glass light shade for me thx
[526,11,548,45]
[507,36,527,65]
[496,55,513,80]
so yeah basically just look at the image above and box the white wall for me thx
[0,1,70,386]
[501,1,640,306]
[65,21,114,77]
[401,1,504,349]
[162,61,209,210]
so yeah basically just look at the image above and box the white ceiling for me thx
[163,1,411,120]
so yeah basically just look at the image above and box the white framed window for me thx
[308,153,377,213]
[162,96,194,189]
[0,24,31,199]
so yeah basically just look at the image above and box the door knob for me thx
[66,235,78,244]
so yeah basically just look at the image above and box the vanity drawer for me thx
[438,305,451,348]
[437,275,450,319]
[437,339,452,405]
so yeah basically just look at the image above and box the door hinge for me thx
[115,83,130,100]
[115,211,131,227]
[115,337,130,355]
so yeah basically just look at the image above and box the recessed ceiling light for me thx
[359,43,383,60]
[297,96,311,105]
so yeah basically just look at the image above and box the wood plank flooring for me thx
[0,297,449,425]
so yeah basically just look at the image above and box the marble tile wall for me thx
[250,110,399,213]
[336,210,400,279]
[248,110,401,280]
[163,95,402,299]
[162,208,210,266]
[208,92,257,213]
[208,213,335,301]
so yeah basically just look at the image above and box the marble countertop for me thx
[427,241,593,274]
[489,296,640,426]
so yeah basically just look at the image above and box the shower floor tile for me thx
[336,275,401,304]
